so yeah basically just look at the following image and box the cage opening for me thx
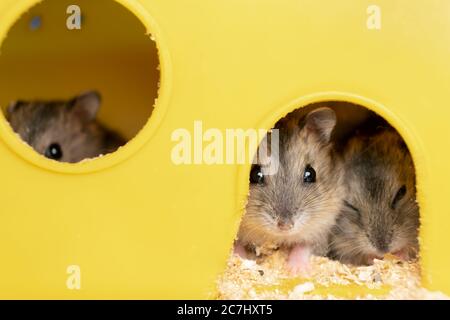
[0,0,160,163]
[218,101,423,299]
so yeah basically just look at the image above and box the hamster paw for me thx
[392,248,411,261]
[233,241,248,259]
[287,244,312,276]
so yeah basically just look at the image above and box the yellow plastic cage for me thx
[0,0,449,299]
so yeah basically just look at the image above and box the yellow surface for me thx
[255,280,392,300]
[0,0,449,299]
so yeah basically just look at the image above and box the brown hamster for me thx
[236,107,344,274]
[5,91,125,163]
[328,125,419,265]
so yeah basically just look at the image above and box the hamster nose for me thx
[371,230,392,254]
[374,239,390,254]
[277,220,293,231]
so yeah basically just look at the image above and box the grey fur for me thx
[6,91,125,163]
[328,128,419,265]
[237,107,344,256]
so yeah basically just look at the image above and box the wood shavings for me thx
[216,250,449,300]
[291,282,315,296]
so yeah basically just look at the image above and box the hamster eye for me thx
[250,165,264,185]
[303,165,316,183]
[391,185,407,209]
[45,143,63,160]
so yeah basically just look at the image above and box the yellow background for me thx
[0,0,449,298]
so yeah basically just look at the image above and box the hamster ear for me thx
[69,91,101,121]
[302,107,337,143]
[6,100,25,115]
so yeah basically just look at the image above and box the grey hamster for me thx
[328,125,419,265]
[5,91,125,163]
[236,107,344,274]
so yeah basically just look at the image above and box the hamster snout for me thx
[328,128,419,265]
[237,107,344,274]
[5,91,125,163]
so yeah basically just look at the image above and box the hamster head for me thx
[6,91,106,163]
[238,107,344,251]
[330,129,419,265]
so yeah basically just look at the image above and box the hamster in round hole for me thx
[5,91,126,163]
[235,107,344,274]
[328,124,419,265]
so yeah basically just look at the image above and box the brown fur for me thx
[237,107,344,256]
[6,91,125,163]
[328,126,419,265]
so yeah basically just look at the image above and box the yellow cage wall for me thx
[0,0,449,299]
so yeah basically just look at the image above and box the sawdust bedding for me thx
[217,250,449,300]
